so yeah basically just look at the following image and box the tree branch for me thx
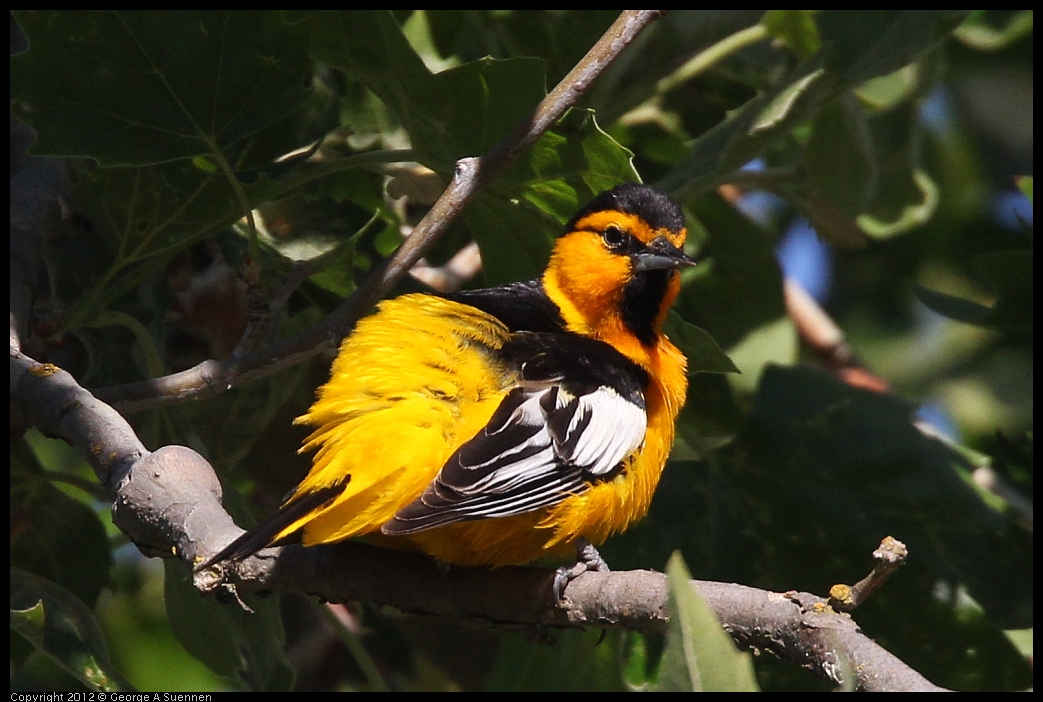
[783,277,892,394]
[192,541,943,691]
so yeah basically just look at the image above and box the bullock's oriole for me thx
[206,183,695,595]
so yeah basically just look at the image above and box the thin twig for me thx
[783,278,891,394]
[915,420,1034,532]
[828,536,909,612]
[408,242,482,292]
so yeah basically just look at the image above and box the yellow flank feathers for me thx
[284,296,513,546]
[206,183,696,575]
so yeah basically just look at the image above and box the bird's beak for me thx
[632,237,699,272]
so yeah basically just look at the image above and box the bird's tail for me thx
[198,481,348,570]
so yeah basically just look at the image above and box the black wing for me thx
[439,280,567,334]
[382,332,648,535]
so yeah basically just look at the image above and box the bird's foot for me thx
[553,538,610,604]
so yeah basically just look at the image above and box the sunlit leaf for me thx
[856,104,939,238]
[472,110,639,284]
[762,10,821,60]
[953,10,1034,51]
[1015,175,1032,204]
[654,553,759,691]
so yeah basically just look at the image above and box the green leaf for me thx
[805,95,877,219]
[11,568,133,691]
[313,13,641,288]
[400,10,459,73]
[734,365,1033,629]
[426,11,620,88]
[668,81,805,194]
[61,159,282,330]
[793,92,881,247]
[762,10,821,60]
[10,456,112,611]
[722,315,800,396]
[654,553,758,691]
[486,628,628,692]
[513,110,640,221]
[672,193,793,364]
[857,169,938,237]
[310,11,546,175]
[661,11,966,201]
[307,237,359,298]
[914,249,1033,330]
[1015,175,1032,204]
[788,194,870,248]
[856,64,922,112]
[75,162,245,261]
[660,62,835,199]
[664,313,739,376]
[463,194,555,285]
[173,359,315,472]
[660,193,796,447]
[913,285,996,325]
[856,103,939,238]
[752,70,827,134]
[164,560,295,691]
[11,11,312,166]
[953,10,1034,51]
[674,375,747,453]
[817,10,967,85]
[311,11,636,288]
[471,109,639,285]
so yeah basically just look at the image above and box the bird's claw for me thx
[553,538,610,604]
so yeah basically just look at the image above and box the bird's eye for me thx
[602,225,628,250]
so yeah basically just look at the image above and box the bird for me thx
[203,183,695,597]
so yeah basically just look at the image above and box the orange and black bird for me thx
[205,183,695,596]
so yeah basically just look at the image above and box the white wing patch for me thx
[557,387,647,477]
[382,382,646,535]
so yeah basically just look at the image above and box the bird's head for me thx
[542,184,695,347]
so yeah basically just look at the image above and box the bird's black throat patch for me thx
[622,268,672,347]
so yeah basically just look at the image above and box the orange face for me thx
[570,210,688,249]
[541,206,690,361]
